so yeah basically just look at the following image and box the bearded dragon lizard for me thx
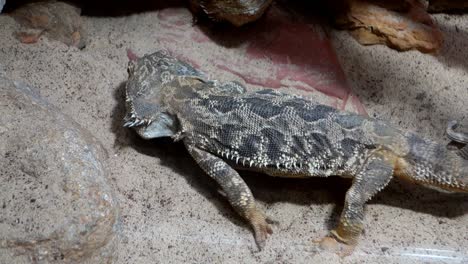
[123,50,468,253]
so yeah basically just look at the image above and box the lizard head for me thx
[123,50,205,139]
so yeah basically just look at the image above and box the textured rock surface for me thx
[335,0,443,53]
[11,1,86,48]
[188,0,273,26]
[0,76,118,263]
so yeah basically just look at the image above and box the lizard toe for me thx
[265,216,280,225]
[252,220,273,250]
[245,207,274,250]
[317,236,356,257]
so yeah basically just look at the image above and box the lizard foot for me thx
[253,220,273,251]
[247,210,274,250]
[316,236,356,257]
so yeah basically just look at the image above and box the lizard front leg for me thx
[447,121,468,159]
[324,151,394,254]
[185,144,273,250]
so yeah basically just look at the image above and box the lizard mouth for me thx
[123,93,159,128]
[123,112,152,128]
[123,111,178,139]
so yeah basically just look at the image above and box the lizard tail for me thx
[394,132,468,193]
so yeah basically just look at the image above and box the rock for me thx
[189,0,273,26]
[0,76,118,263]
[335,0,443,53]
[11,1,86,48]
[428,0,468,12]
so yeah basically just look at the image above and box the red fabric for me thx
[135,6,367,115]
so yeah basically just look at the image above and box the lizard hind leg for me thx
[185,144,274,250]
[322,151,394,255]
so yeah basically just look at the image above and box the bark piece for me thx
[335,0,443,53]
